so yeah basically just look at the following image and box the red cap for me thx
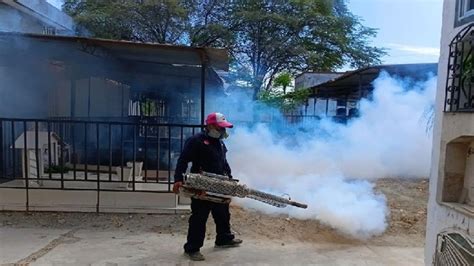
[205,112,233,128]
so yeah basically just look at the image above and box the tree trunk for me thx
[252,79,264,100]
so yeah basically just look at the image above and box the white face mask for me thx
[208,128,228,139]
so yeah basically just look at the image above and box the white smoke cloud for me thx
[223,73,436,238]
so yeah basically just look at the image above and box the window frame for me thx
[457,0,474,27]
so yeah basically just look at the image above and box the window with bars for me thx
[42,26,56,35]
[181,98,198,120]
[445,23,474,112]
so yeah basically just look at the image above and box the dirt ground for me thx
[0,178,429,265]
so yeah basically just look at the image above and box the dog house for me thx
[13,131,67,179]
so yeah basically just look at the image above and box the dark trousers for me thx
[184,198,235,253]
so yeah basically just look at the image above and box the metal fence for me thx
[0,118,201,196]
[445,23,474,112]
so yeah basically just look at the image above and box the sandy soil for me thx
[0,177,429,247]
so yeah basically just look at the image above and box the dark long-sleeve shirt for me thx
[174,132,232,182]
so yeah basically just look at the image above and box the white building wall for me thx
[0,0,74,35]
[0,3,44,34]
[425,1,474,265]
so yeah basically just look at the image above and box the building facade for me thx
[425,0,474,264]
[0,0,74,35]
[293,64,437,124]
[0,32,229,212]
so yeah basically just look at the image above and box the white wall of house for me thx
[0,3,44,33]
[0,0,74,35]
[425,1,474,265]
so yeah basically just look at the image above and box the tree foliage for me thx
[64,0,384,99]
[273,72,293,94]
[259,87,311,113]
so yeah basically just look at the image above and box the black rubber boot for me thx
[215,239,243,248]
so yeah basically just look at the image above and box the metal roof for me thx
[308,63,438,99]
[0,32,229,71]
[312,63,438,89]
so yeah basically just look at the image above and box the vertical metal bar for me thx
[180,126,184,152]
[466,45,474,109]
[121,86,125,118]
[60,122,64,189]
[47,122,51,180]
[88,77,92,118]
[444,45,455,112]
[108,123,112,181]
[200,62,206,125]
[445,46,451,112]
[11,121,15,179]
[156,125,160,183]
[71,79,76,118]
[53,142,56,166]
[457,41,464,111]
[451,44,459,112]
[144,124,148,182]
[23,121,29,211]
[120,124,124,182]
[4,121,8,178]
[96,123,100,180]
[313,98,317,116]
[96,123,100,213]
[132,124,136,191]
[168,126,171,192]
[469,68,473,109]
[0,120,3,179]
[84,122,88,180]
[35,121,40,180]
[325,98,329,116]
[72,122,76,180]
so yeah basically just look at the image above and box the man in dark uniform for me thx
[172,112,243,261]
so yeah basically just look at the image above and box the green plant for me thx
[258,87,311,112]
[273,72,293,94]
[462,53,474,82]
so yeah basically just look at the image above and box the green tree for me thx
[273,72,293,94]
[231,0,384,98]
[64,0,384,99]
[64,0,192,43]
[259,87,311,113]
[187,0,237,47]
[258,72,311,112]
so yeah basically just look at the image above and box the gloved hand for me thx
[172,181,183,194]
